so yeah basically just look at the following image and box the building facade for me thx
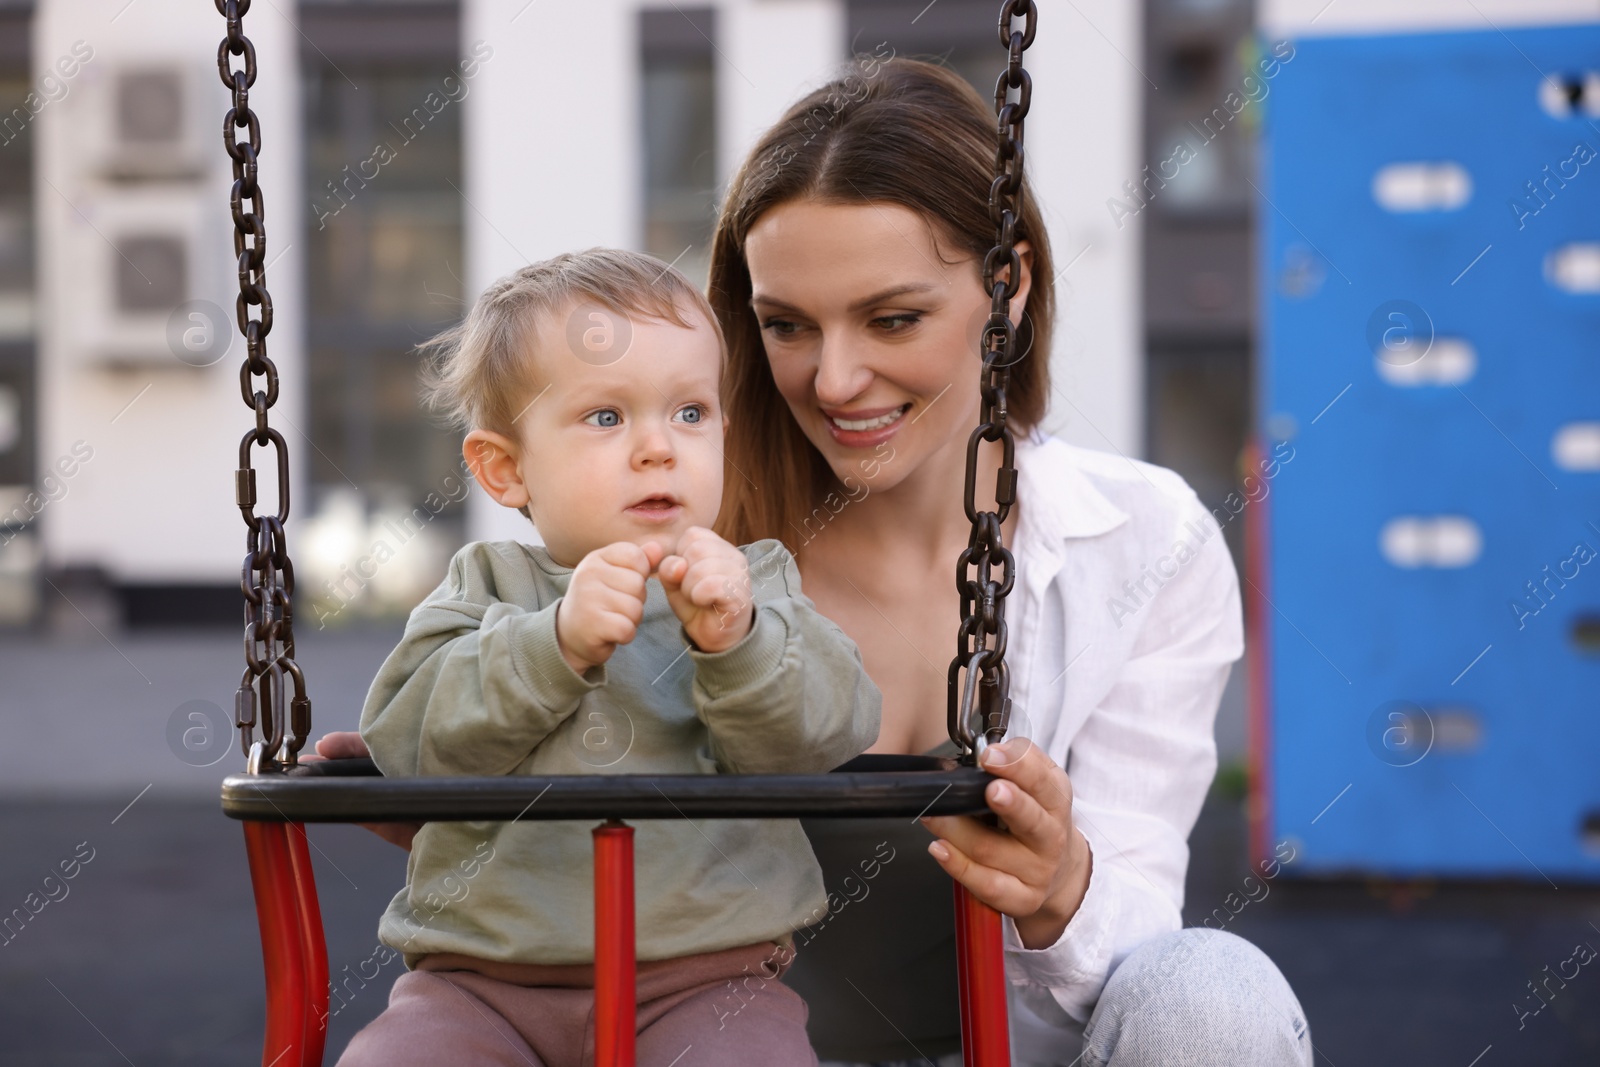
[3,0,1149,628]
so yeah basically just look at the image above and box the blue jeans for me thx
[820,929,1313,1067]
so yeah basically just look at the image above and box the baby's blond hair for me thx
[420,247,725,441]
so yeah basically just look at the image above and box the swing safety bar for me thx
[223,754,1012,1067]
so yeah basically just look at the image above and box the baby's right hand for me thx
[555,540,666,674]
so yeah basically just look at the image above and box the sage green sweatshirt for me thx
[360,537,882,968]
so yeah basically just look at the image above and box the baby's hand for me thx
[657,527,754,654]
[556,540,666,674]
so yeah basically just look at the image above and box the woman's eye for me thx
[761,318,800,337]
[675,404,705,425]
[584,409,621,428]
[874,314,921,331]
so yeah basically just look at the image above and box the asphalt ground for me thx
[0,627,1595,1065]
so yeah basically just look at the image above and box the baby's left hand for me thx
[655,526,754,654]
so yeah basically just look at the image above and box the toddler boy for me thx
[337,248,881,1067]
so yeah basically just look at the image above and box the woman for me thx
[318,58,1312,1066]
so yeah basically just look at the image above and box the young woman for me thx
[318,58,1312,1067]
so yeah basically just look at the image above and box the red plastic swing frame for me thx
[243,821,329,1067]
[242,817,1011,1067]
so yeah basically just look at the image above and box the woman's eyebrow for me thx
[750,282,938,313]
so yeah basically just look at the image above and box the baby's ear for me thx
[463,430,530,510]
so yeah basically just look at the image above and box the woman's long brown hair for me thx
[708,57,1056,553]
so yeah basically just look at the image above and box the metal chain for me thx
[947,0,1035,764]
[217,0,310,772]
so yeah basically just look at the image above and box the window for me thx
[0,10,38,624]
[640,7,718,288]
[298,0,468,620]
[846,0,1001,97]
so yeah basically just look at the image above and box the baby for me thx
[338,248,881,1067]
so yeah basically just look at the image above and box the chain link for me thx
[217,0,310,772]
[947,0,1035,764]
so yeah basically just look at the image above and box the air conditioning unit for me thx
[68,186,224,366]
[87,63,208,180]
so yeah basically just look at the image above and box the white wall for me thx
[1025,0,1145,458]
[1261,0,1600,34]
[462,0,642,544]
[34,0,304,583]
[715,0,845,180]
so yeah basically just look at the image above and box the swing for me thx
[214,2,1039,1065]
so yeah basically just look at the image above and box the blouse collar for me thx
[1016,426,1130,545]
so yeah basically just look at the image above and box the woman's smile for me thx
[822,401,912,446]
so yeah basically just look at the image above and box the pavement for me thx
[0,624,402,798]
[0,627,1596,1064]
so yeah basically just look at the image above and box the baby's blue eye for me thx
[585,409,621,428]
[677,405,704,424]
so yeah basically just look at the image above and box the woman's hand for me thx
[920,738,1093,950]
[302,732,421,851]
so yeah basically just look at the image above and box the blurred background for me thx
[1,0,1598,1062]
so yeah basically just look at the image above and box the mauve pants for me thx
[334,940,815,1067]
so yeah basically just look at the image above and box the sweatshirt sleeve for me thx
[686,539,882,774]
[359,542,607,777]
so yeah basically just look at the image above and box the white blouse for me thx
[997,426,1245,1029]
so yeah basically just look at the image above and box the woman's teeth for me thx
[830,404,910,431]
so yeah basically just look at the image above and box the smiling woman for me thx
[743,200,1030,525]
[698,57,1312,1065]
[710,72,1053,556]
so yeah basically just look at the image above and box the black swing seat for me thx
[221,754,996,823]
